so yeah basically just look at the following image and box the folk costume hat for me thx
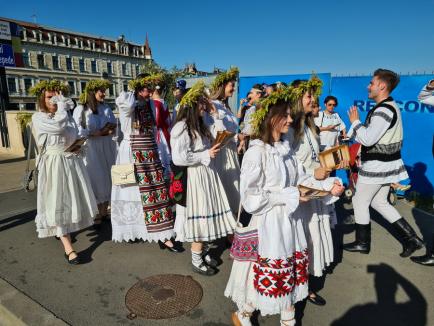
[128,73,164,92]
[29,80,70,98]
[210,67,239,92]
[250,75,323,137]
[178,80,207,109]
[79,79,111,104]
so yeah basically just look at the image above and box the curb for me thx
[0,277,69,326]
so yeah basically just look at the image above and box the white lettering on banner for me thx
[0,45,3,54]
[0,21,12,41]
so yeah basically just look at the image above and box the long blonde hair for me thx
[209,81,231,107]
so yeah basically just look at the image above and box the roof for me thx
[0,16,144,47]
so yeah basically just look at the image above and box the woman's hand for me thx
[208,143,221,158]
[314,166,332,180]
[330,181,345,197]
[299,195,310,203]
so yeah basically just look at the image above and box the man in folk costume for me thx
[343,69,424,257]
[111,73,183,252]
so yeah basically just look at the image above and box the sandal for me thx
[64,251,80,265]
[280,318,295,326]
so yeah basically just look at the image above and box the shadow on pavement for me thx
[73,221,112,264]
[0,210,35,232]
[330,263,427,326]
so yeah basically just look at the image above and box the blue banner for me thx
[331,75,434,196]
[0,43,16,67]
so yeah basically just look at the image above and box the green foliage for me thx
[138,61,186,109]
[29,80,69,98]
[79,79,111,104]
[250,75,324,136]
[16,112,33,131]
[210,67,239,91]
[179,81,206,109]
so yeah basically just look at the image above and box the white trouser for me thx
[352,182,401,225]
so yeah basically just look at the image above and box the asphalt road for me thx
[0,190,433,326]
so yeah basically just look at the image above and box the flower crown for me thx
[210,67,239,91]
[250,87,294,137]
[128,73,164,92]
[29,80,69,98]
[250,75,323,136]
[79,79,111,104]
[179,80,207,109]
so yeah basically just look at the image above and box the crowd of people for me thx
[28,68,433,326]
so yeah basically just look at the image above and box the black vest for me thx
[361,97,401,162]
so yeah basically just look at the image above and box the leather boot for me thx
[411,235,434,266]
[392,218,424,258]
[343,223,371,254]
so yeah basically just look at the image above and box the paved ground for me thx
[1,158,433,326]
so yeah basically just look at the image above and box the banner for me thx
[0,20,23,68]
[332,75,434,196]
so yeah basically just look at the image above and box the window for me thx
[79,59,85,72]
[22,53,30,67]
[107,62,112,74]
[123,83,128,92]
[91,60,97,73]
[122,63,127,76]
[66,57,72,71]
[52,56,59,70]
[37,54,45,68]
[24,78,33,93]
[7,78,17,93]
[80,81,87,93]
[68,81,76,95]
[108,84,115,97]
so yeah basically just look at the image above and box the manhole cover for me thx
[125,274,203,320]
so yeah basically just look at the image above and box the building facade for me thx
[1,17,152,110]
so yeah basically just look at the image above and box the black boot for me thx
[392,218,424,258]
[411,235,434,266]
[343,223,371,254]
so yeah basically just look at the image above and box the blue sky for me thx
[2,0,433,76]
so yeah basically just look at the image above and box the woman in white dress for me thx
[30,80,98,264]
[111,74,181,252]
[73,79,116,228]
[207,67,241,214]
[225,88,344,326]
[171,81,236,275]
[284,77,343,306]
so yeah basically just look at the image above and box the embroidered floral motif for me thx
[136,169,165,186]
[253,249,309,298]
[141,188,169,206]
[144,207,173,224]
[133,149,158,163]
[169,170,185,202]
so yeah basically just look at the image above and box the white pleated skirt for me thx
[300,199,334,277]
[83,135,116,204]
[175,164,236,242]
[35,147,98,238]
[213,141,240,214]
